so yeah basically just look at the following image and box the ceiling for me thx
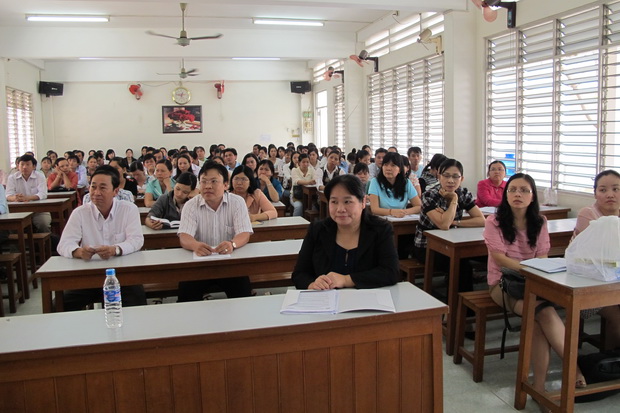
[0,0,469,63]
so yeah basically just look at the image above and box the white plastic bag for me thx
[565,215,620,282]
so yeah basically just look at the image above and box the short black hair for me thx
[224,147,238,156]
[353,162,369,174]
[156,159,173,172]
[199,161,230,183]
[92,165,120,189]
[407,147,421,156]
[67,154,80,163]
[375,148,388,156]
[53,157,68,167]
[142,154,155,163]
[18,154,37,167]
[175,172,198,190]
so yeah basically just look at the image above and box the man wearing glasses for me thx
[177,161,254,301]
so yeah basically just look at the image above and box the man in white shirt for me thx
[194,145,207,166]
[6,154,51,233]
[67,154,88,188]
[177,161,254,301]
[57,165,146,310]
[368,148,388,179]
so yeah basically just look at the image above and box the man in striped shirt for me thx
[177,161,254,301]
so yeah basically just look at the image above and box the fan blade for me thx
[186,69,198,75]
[349,55,364,68]
[146,30,178,39]
[483,7,498,22]
[187,73,199,76]
[189,34,223,40]
[470,0,484,10]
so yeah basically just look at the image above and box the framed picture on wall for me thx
[162,105,202,134]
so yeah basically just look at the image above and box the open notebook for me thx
[280,289,395,314]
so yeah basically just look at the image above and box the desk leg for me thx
[25,222,36,292]
[515,288,537,410]
[42,284,53,313]
[559,302,580,412]
[445,255,460,356]
[423,248,436,293]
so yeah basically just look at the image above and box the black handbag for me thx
[576,350,620,403]
[499,267,525,300]
[292,185,303,200]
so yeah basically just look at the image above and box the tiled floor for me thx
[3,282,619,412]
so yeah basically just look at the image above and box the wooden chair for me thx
[453,290,519,382]
[0,253,25,315]
[7,232,52,288]
[398,258,425,283]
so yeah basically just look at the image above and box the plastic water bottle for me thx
[103,268,123,328]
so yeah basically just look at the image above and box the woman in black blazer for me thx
[292,174,400,290]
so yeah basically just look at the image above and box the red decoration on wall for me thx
[129,84,143,100]
[214,81,224,99]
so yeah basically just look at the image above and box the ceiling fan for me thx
[471,0,518,29]
[146,3,222,47]
[157,59,199,79]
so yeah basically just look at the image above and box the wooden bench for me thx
[7,232,52,288]
[453,290,519,382]
[398,258,425,283]
[0,253,25,315]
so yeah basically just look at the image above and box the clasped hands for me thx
[74,245,116,261]
[308,272,353,290]
[193,241,234,256]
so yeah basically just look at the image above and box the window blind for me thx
[486,1,620,193]
[6,87,35,164]
[368,55,444,160]
[334,84,346,150]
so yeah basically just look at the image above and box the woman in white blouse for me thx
[291,153,315,216]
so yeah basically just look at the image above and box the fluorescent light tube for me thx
[253,18,323,27]
[232,57,281,61]
[27,15,109,23]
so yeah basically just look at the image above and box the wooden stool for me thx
[453,290,519,382]
[0,253,25,315]
[8,232,52,287]
[398,258,425,283]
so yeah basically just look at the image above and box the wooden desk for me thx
[273,201,285,217]
[37,239,304,313]
[0,212,36,299]
[7,198,72,234]
[383,215,420,250]
[134,197,145,208]
[318,189,327,219]
[302,184,318,221]
[515,269,620,412]
[138,206,150,225]
[141,217,310,249]
[0,283,447,413]
[424,218,577,356]
[47,191,78,209]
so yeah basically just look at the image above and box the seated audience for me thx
[476,160,507,208]
[40,156,53,178]
[230,165,277,221]
[353,162,371,194]
[368,148,387,179]
[292,175,399,290]
[408,146,423,179]
[242,153,259,179]
[6,154,51,232]
[177,162,254,301]
[413,159,485,295]
[484,173,587,402]
[109,157,138,197]
[128,161,150,197]
[419,153,448,193]
[145,172,197,230]
[291,153,316,217]
[56,165,146,311]
[144,159,174,208]
[315,149,346,191]
[47,157,78,192]
[572,169,620,349]
[86,155,98,184]
[368,152,421,217]
[257,159,282,202]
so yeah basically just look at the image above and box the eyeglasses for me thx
[489,168,505,172]
[232,177,249,183]
[507,187,533,194]
[200,179,224,186]
[441,173,462,180]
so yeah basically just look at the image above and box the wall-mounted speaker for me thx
[38,81,64,97]
[290,81,311,94]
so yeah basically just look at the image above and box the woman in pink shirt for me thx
[572,169,620,349]
[230,165,276,222]
[475,160,507,208]
[483,173,586,406]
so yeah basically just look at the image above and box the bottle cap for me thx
[106,268,116,276]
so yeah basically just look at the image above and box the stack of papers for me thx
[520,257,566,273]
[280,289,396,314]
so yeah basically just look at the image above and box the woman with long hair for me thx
[128,161,149,197]
[257,159,282,202]
[484,173,586,406]
[368,151,421,217]
[242,153,259,178]
[419,153,447,193]
[230,165,277,222]
[290,153,315,216]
